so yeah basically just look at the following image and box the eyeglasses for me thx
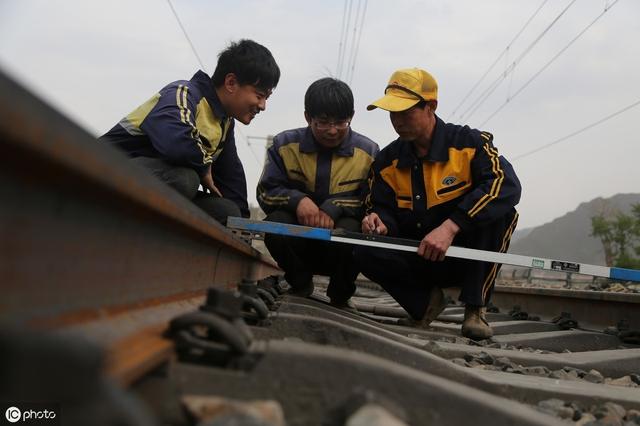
[312,119,351,130]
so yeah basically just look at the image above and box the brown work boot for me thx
[405,286,446,328]
[462,305,493,340]
[423,286,446,325]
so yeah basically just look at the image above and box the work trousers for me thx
[353,210,519,319]
[263,210,360,303]
[131,157,240,225]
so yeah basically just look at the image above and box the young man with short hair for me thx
[257,78,379,307]
[100,39,280,223]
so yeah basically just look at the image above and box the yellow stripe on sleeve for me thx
[333,200,363,206]
[261,195,290,201]
[176,85,186,124]
[468,143,504,217]
[176,85,211,164]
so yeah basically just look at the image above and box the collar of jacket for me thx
[190,70,228,119]
[396,115,448,168]
[299,127,356,157]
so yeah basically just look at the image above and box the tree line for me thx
[591,203,640,268]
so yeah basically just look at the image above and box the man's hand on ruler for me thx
[296,197,334,229]
[418,219,460,261]
[362,213,388,235]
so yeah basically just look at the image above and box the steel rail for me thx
[359,280,640,330]
[0,70,279,383]
[485,285,640,330]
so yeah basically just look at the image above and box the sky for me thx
[1,0,639,229]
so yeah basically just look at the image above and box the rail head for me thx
[0,69,279,328]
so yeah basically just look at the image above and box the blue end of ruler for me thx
[610,267,640,283]
[227,217,332,241]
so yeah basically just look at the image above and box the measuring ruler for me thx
[227,217,640,283]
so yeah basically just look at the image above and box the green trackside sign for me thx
[531,259,545,269]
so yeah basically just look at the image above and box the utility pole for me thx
[247,135,274,167]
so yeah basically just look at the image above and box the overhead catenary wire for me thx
[346,0,368,85]
[335,0,368,83]
[458,0,578,123]
[447,0,549,121]
[512,97,640,161]
[345,0,361,81]
[479,0,621,127]
[336,0,350,78]
[165,1,262,170]
[336,0,354,79]
[166,0,206,72]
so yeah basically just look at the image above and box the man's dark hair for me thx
[212,39,280,91]
[304,78,354,120]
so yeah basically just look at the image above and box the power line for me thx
[165,1,262,171]
[166,0,206,72]
[336,0,350,77]
[346,0,368,85]
[459,0,576,122]
[512,97,640,161]
[506,51,517,100]
[457,0,577,123]
[334,0,368,83]
[479,0,620,127]
[447,0,548,121]
[345,0,362,80]
[337,0,354,79]
[345,0,362,82]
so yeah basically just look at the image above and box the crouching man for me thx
[257,78,379,308]
[355,68,521,339]
[100,39,280,224]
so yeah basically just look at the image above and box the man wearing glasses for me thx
[356,68,521,339]
[257,78,379,308]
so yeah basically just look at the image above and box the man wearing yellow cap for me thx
[355,68,521,340]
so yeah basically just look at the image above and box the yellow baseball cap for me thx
[367,68,438,112]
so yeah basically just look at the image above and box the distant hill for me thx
[510,227,534,244]
[509,193,640,265]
